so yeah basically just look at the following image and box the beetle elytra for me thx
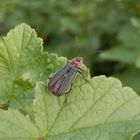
[48,57,87,96]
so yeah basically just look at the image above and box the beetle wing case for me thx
[48,62,79,96]
[48,57,85,96]
[48,62,71,88]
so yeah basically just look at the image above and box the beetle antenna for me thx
[75,35,80,57]
[94,50,104,54]
[75,35,104,59]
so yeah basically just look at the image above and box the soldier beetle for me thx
[48,57,88,96]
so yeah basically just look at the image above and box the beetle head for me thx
[71,57,84,68]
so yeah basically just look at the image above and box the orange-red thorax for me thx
[71,58,83,68]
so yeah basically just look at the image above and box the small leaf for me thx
[0,109,37,139]
[114,68,140,94]
[133,132,140,140]
[100,46,140,64]
[118,24,140,48]
[136,56,140,68]
[0,23,66,108]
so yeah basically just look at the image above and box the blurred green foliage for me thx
[0,0,140,139]
[0,1,140,92]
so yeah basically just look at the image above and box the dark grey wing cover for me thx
[48,62,72,92]
[56,66,79,96]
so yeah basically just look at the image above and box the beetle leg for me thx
[78,69,85,77]
[64,86,73,104]
[48,75,53,79]
[65,85,72,94]
[78,70,90,82]
[64,94,68,104]
[79,67,84,72]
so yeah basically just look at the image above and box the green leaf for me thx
[1,76,140,139]
[133,132,140,140]
[118,24,140,48]
[0,23,66,108]
[100,46,140,64]
[136,56,140,68]
[100,24,140,66]
[114,68,140,94]
[35,77,140,140]
[0,109,37,139]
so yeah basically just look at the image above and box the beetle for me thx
[48,57,87,96]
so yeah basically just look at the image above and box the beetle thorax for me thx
[71,57,83,68]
